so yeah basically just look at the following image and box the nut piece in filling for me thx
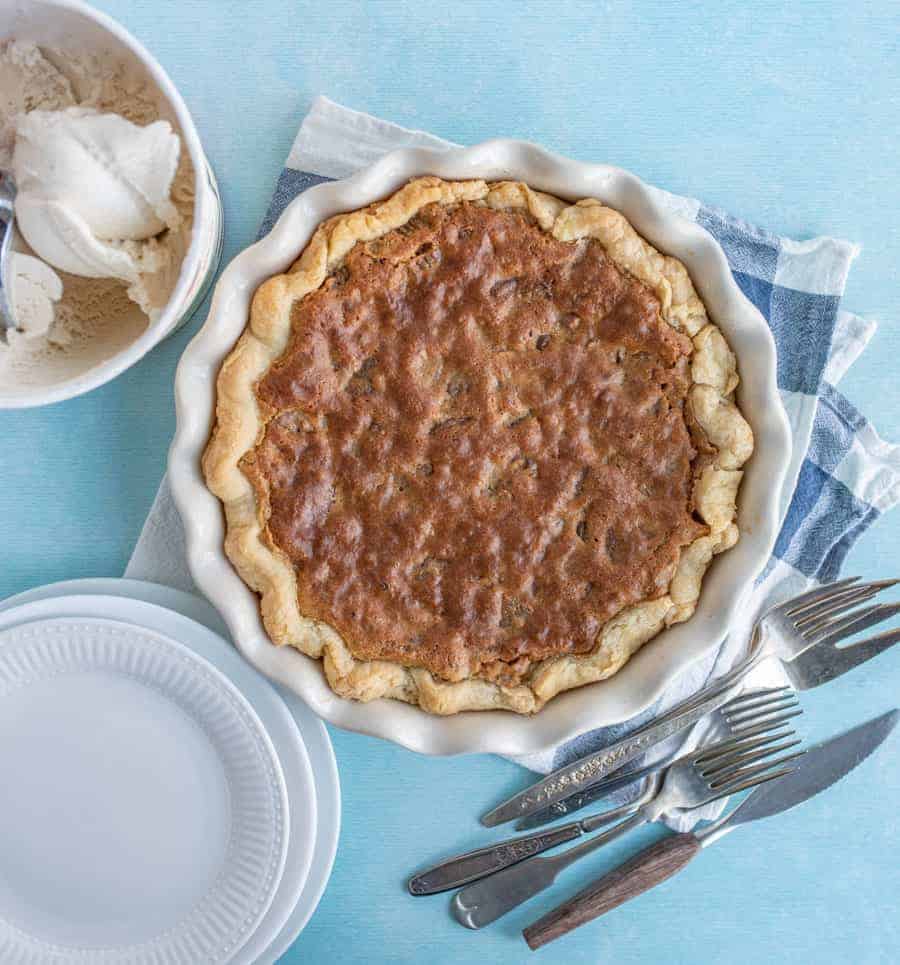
[204,178,753,715]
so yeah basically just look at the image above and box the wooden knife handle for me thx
[522,832,701,950]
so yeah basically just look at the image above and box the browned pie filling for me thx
[243,201,708,688]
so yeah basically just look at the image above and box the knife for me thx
[522,709,899,950]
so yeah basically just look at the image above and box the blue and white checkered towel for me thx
[127,98,900,818]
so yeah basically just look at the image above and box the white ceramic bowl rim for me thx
[169,139,792,756]
[0,0,218,409]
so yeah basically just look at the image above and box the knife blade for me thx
[699,707,899,844]
[522,710,899,950]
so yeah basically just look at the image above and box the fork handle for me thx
[408,822,583,895]
[483,680,743,828]
[523,833,701,949]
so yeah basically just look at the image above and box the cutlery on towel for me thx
[408,688,798,896]
[451,715,803,928]
[483,577,900,829]
[520,600,900,832]
[523,709,899,950]
[515,686,800,832]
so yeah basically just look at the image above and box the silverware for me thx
[0,173,18,342]
[523,709,899,950]
[408,777,649,897]
[482,577,899,829]
[782,621,900,690]
[760,577,899,662]
[515,686,799,831]
[451,714,803,929]
[409,688,797,896]
[479,672,752,829]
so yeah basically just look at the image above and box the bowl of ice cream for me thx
[0,0,223,408]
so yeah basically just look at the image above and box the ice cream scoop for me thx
[12,107,181,282]
[0,171,18,341]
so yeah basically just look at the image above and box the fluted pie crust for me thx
[203,177,753,715]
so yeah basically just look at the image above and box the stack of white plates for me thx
[0,579,340,965]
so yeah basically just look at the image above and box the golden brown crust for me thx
[203,177,753,715]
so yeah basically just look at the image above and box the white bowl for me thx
[169,140,792,756]
[0,0,223,409]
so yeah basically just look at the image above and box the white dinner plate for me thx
[0,580,339,965]
[0,615,289,965]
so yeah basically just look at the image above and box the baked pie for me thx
[204,177,753,715]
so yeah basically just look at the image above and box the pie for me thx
[203,177,753,715]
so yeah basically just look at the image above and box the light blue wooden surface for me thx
[3,2,899,962]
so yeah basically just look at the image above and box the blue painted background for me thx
[3,2,899,962]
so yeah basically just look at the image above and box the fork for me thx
[452,710,803,928]
[481,577,899,829]
[408,687,798,896]
[746,576,900,664]
[515,685,800,832]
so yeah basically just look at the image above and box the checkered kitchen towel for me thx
[128,97,900,815]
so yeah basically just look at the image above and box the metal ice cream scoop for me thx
[0,173,18,343]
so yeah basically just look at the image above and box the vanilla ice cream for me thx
[0,40,74,164]
[7,251,62,338]
[13,107,181,290]
[0,39,194,386]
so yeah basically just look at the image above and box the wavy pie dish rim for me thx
[170,140,791,754]
[202,176,754,716]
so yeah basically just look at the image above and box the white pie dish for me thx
[168,140,792,756]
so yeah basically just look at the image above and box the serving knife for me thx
[522,709,899,950]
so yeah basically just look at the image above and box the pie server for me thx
[523,708,899,949]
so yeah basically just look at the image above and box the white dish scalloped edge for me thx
[168,139,792,756]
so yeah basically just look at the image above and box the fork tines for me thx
[800,600,900,645]
[786,578,900,643]
[782,576,864,616]
[720,686,802,734]
[690,688,805,798]
[694,728,804,797]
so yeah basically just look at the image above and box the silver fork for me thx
[452,710,803,928]
[408,687,799,896]
[748,576,900,664]
[515,685,799,832]
[764,579,900,688]
[482,577,899,829]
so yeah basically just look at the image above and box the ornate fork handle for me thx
[408,823,584,896]
[481,663,757,828]
[408,794,643,895]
